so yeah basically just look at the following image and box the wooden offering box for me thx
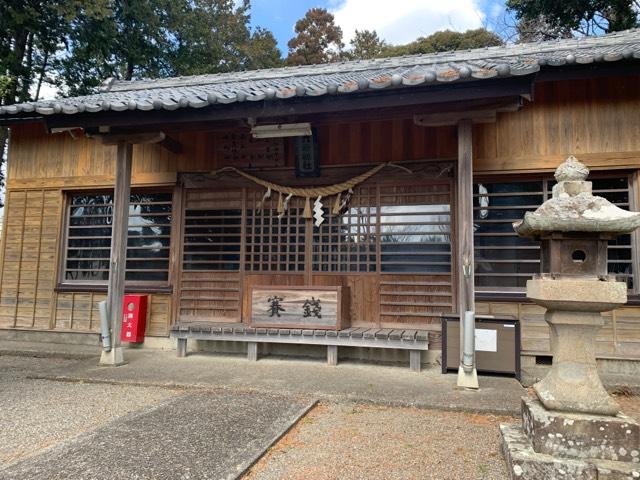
[249,286,349,330]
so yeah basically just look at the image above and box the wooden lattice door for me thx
[177,177,454,334]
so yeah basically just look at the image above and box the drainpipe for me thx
[99,300,111,352]
[457,310,479,388]
[461,310,475,372]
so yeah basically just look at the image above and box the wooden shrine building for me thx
[1,30,640,380]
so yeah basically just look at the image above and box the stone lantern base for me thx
[501,397,640,479]
[500,278,640,479]
[526,278,627,416]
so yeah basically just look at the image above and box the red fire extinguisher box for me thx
[121,295,148,343]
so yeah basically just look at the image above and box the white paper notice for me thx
[475,328,497,352]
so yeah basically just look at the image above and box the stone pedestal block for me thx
[501,424,640,480]
[522,397,639,463]
[501,397,640,480]
[501,424,598,480]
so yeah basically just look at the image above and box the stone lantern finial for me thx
[554,154,589,182]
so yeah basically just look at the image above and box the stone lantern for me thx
[501,156,640,479]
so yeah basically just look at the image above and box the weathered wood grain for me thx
[249,286,345,330]
[105,142,132,352]
[0,189,61,329]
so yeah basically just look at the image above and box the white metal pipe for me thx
[461,310,475,373]
[99,300,111,352]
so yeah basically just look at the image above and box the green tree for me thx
[59,0,176,95]
[348,29,388,60]
[383,28,503,57]
[0,1,109,197]
[506,0,639,36]
[0,77,13,101]
[241,27,283,70]
[167,0,252,76]
[59,0,282,94]
[168,0,281,75]
[286,8,344,66]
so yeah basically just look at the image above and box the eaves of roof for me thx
[0,28,639,122]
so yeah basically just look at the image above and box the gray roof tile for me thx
[2,28,640,118]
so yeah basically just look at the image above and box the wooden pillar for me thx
[99,141,133,366]
[247,342,259,361]
[409,350,421,373]
[327,345,338,366]
[630,171,640,298]
[176,338,187,358]
[456,120,478,388]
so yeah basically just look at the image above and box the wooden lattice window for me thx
[177,181,454,325]
[63,191,172,284]
[245,192,306,272]
[474,175,633,291]
[312,186,377,272]
[312,183,452,275]
[379,184,452,274]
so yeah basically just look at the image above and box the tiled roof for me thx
[1,28,639,118]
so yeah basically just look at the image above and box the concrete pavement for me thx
[1,389,314,480]
[29,347,525,416]
[0,355,314,480]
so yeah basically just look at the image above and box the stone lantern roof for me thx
[513,155,640,237]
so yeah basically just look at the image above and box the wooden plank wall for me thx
[476,301,640,360]
[53,292,171,336]
[474,75,640,173]
[0,189,61,329]
[179,271,242,323]
[7,120,457,189]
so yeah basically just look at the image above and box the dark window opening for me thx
[474,175,633,292]
[63,192,172,284]
[183,209,242,271]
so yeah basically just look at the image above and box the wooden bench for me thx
[169,323,430,372]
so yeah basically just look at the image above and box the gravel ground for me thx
[0,355,179,467]
[245,402,514,480]
[246,395,640,480]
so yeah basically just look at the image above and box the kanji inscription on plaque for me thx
[249,286,348,330]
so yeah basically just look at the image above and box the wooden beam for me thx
[92,131,182,155]
[415,110,497,127]
[92,96,524,134]
[95,131,166,145]
[160,135,182,154]
[413,99,522,127]
[100,141,132,366]
[42,76,535,130]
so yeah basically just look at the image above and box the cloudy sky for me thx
[37,0,508,100]
[251,0,508,53]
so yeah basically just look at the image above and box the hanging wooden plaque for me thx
[216,131,285,168]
